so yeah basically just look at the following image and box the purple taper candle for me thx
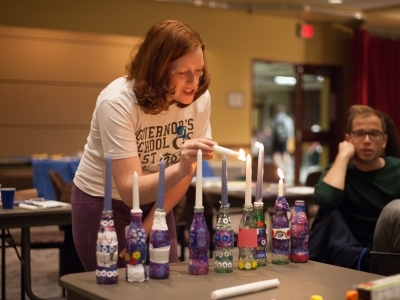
[221,156,228,207]
[104,153,112,211]
[157,156,165,210]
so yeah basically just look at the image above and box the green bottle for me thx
[252,201,267,267]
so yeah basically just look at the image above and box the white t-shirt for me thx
[74,76,212,200]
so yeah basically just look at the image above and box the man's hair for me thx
[346,105,386,133]
[126,20,211,114]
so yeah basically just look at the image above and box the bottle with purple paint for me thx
[96,210,119,284]
[149,209,170,279]
[188,206,209,275]
[290,200,309,263]
[125,209,148,282]
[252,201,267,267]
[271,196,291,265]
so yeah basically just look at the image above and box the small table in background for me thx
[0,206,71,300]
[31,157,80,200]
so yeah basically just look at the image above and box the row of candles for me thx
[97,145,288,300]
[103,143,285,217]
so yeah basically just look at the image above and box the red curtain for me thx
[351,29,400,131]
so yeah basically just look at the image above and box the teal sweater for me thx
[314,156,400,248]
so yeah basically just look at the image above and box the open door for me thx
[253,62,343,185]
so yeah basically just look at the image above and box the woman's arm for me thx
[112,138,216,232]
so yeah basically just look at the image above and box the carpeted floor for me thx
[1,246,65,300]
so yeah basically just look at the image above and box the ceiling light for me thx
[274,76,297,86]
[327,0,342,4]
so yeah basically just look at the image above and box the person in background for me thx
[310,105,400,275]
[270,104,294,168]
[382,112,400,158]
[71,20,216,271]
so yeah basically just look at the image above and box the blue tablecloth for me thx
[32,157,80,200]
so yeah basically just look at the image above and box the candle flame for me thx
[238,149,246,161]
[255,141,261,148]
[278,168,284,179]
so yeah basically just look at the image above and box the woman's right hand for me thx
[178,138,216,173]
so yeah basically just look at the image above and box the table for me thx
[0,206,71,300]
[60,260,383,300]
[32,157,80,200]
[201,180,315,209]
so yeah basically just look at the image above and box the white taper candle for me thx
[211,278,280,300]
[245,154,252,205]
[195,149,203,208]
[132,171,140,210]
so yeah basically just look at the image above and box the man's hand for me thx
[322,140,354,190]
[338,140,355,162]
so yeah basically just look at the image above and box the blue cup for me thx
[1,188,16,209]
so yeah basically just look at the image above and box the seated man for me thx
[310,104,400,275]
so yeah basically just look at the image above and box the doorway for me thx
[252,61,343,185]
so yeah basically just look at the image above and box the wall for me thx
[0,0,351,159]
[0,26,140,157]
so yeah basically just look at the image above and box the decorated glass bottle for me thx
[188,206,209,275]
[214,204,234,273]
[149,208,170,279]
[125,209,148,282]
[96,210,119,284]
[252,201,267,267]
[271,196,291,265]
[237,204,258,270]
[290,200,309,263]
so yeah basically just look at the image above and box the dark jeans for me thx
[309,200,400,275]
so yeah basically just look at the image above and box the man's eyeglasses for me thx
[351,130,384,141]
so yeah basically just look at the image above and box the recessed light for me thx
[328,0,342,4]
[274,76,297,85]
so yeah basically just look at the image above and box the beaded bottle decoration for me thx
[214,204,234,273]
[271,196,291,265]
[290,200,309,263]
[252,201,267,267]
[149,209,170,279]
[96,210,119,284]
[188,206,209,275]
[125,209,148,282]
[237,204,258,271]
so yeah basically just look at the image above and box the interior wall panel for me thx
[0,26,141,157]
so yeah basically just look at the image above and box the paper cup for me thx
[1,188,16,209]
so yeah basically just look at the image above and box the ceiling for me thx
[156,0,400,37]
[156,0,400,94]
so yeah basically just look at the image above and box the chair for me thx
[48,170,73,204]
[305,169,322,187]
[173,185,215,261]
[369,251,400,276]
[251,160,280,183]
[304,169,322,226]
